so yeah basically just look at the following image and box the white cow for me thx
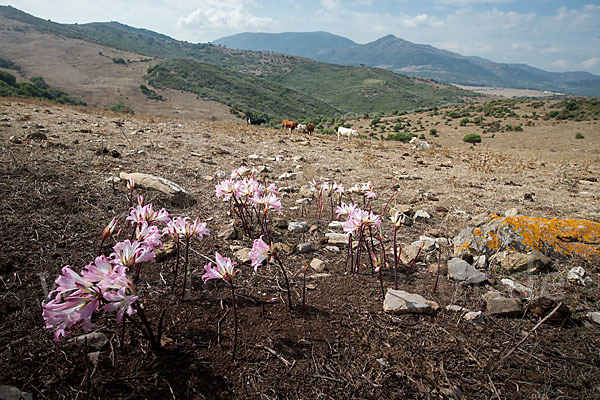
[337,127,358,141]
[296,124,307,133]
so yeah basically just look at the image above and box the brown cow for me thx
[281,120,298,133]
[306,123,315,135]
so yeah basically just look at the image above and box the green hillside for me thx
[146,60,340,122]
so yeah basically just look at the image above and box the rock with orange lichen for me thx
[454,215,600,260]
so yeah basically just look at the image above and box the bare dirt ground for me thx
[0,98,599,399]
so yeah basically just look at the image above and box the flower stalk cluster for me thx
[215,167,281,240]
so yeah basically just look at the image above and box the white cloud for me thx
[176,0,272,30]
[320,0,341,10]
[398,13,443,29]
[551,59,569,69]
[582,57,600,69]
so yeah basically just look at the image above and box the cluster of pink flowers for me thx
[43,190,212,340]
[215,176,281,214]
[337,203,382,234]
[215,167,282,238]
[42,252,140,341]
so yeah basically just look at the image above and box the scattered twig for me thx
[487,302,563,374]
[257,345,292,367]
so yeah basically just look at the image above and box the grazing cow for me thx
[296,124,307,133]
[247,117,265,126]
[337,126,358,141]
[306,123,315,135]
[282,120,298,133]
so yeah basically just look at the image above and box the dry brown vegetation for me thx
[0,97,599,399]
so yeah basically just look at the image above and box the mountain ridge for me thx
[215,32,600,97]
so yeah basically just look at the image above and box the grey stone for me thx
[217,221,237,240]
[504,207,519,217]
[588,312,600,325]
[568,266,591,286]
[411,236,436,252]
[500,278,533,298]
[446,305,467,312]
[234,248,251,263]
[325,245,340,254]
[326,232,350,245]
[76,332,109,350]
[299,185,316,199]
[288,221,309,233]
[490,250,551,274]
[297,242,314,253]
[464,311,483,322]
[447,258,487,285]
[485,294,522,316]
[88,351,101,367]
[399,244,422,264]
[119,172,193,207]
[453,214,599,261]
[328,221,345,229]
[383,289,439,314]
[248,154,260,159]
[0,386,33,400]
[310,258,326,272]
[435,237,450,247]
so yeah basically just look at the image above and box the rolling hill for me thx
[0,6,477,123]
[214,32,600,97]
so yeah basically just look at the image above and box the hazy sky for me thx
[4,1,600,75]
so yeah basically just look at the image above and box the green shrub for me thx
[463,133,482,144]
[109,102,134,114]
[385,132,412,142]
[429,128,438,137]
[112,57,127,65]
[575,133,584,139]
[139,84,163,100]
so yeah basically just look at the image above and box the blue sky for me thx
[4,1,600,75]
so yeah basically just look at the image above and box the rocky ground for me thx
[0,98,599,399]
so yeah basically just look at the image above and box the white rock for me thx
[248,154,261,159]
[328,221,345,229]
[325,246,340,254]
[0,386,33,400]
[504,207,519,217]
[411,236,436,251]
[234,248,251,263]
[446,305,468,313]
[310,258,325,272]
[288,221,308,233]
[588,312,600,325]
[473,255,487,269]
[414,210,431,221]
[464,311,483,322]
[568,267,591,285]
[500,278,533,298]
[326,232,350,245]
[383,289,439,314]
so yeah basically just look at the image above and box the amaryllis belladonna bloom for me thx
[202,252,237,284]
[249,236,273,271]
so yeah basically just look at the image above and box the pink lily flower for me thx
[135,221,163,248]
[202,252,237,284]
[111,240,155,268]
[215,179,237,201]
[103,287,139,323]
[249,236,273,271]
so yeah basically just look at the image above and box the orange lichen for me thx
[465,215,600,259]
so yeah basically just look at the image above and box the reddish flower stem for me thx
[230,282,238,361]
